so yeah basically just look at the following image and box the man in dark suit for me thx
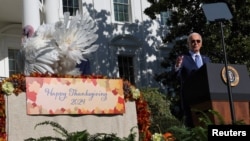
[175,32,211,127]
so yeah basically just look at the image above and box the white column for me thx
[44,0,60,24]
[22,0,41,31]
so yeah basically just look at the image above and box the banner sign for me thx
[26,77,125,115]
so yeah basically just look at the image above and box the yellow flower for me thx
[152,133,164,141]
[2,82,14,95]
[131,86,140,100]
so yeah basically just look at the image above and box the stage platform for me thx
[5,93,139,140]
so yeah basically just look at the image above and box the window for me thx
[8,49,22,76]
[113,0,131,22]
[62,0,80,16]
[160,11,171,25]
[118,55,135,84]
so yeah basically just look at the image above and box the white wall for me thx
[0,0,170,91]
[78,0,169,89]
[0,24,22,77]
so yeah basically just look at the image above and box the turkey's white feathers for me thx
[23,46,59,74]
[21,7,99,75]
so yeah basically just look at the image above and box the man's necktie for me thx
[195,55,202,68]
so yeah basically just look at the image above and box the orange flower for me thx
[163,132,176,141]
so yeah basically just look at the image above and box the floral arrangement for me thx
[123,80,176,141]
[0,73,176,141]
[151,132,175,141]
[0,72,106,96]
[0,95,6,141]
[0,73,26,96]
[0,73,106,141]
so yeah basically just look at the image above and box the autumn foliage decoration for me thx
[0,95,6,141]
[123,80,152,141]
[0,74,154,141]
[136,98,152,141]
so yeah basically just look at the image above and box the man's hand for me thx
[175,55,184,68]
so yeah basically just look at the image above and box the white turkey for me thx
[20,7,99,76]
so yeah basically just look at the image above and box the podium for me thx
[184,63,250,125]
